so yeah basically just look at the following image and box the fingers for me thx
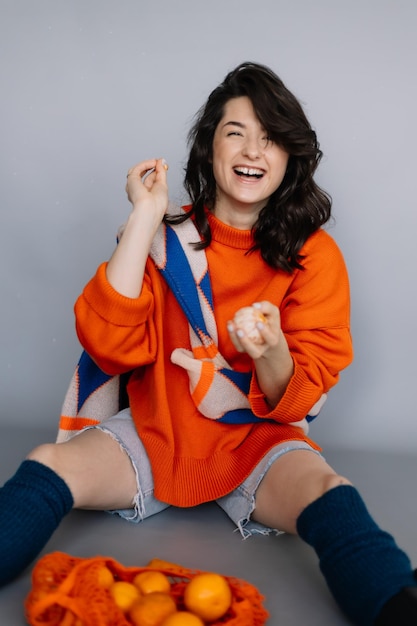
[227,301,281,358]
[127,159,156,181]
[125,158,169,206]
[127,158,168,183]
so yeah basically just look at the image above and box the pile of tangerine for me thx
[106,566,232,626]
[24,553,269,626]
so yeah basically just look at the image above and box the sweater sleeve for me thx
[74,262,158,375]
[249,229,353,423]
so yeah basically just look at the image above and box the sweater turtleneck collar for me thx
[206,210,254,250]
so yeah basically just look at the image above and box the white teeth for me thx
[235,167,263,177]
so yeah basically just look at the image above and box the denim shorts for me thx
[88,407,321,538]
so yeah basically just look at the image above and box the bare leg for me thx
[27,428,138,510]
[0,428,139,587]
[251,449,417,625]
[252,449,351,532]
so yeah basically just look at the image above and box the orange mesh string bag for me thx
[25,552,269,626]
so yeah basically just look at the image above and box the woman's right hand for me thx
[105,157,169,298]
[125,158,169,226]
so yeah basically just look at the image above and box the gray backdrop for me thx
[1,0,416,452]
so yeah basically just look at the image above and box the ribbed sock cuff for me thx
[0,459,74,586]
[296,485,415,625]
[9,460,74,515]
[296,484,378,548]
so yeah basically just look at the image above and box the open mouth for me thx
[234,167,264,179]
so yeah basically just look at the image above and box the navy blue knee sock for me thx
[0,460,73,586]
[296,485,416,625]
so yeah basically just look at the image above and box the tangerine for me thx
[96,565,114,588]
[160,611,205,626]
[129,591,177,626]
[110,581,141,612]
[31,566,57,591]
[133,570,171,595]
[183,572,232,622]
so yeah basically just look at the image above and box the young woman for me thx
[1,62,416,624]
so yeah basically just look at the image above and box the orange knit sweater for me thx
[74,212,353,507]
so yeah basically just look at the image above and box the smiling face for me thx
[211,96,289,226]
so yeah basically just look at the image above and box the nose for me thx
[242,136,263,160]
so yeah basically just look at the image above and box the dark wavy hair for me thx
[165,62,331,272]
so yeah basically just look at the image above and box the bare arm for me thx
[106,158,169,298]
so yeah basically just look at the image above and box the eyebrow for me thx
[222,121,246,129]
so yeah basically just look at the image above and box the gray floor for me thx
[1,425,416,625]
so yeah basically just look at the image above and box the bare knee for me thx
[27,443,61,472]
[253,452,353,533]
[320,472,352,497]
[28,430,138,511]
[26,442,80,505]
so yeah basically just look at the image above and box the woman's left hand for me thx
[227,301,282,360]
[227,301,294,408]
